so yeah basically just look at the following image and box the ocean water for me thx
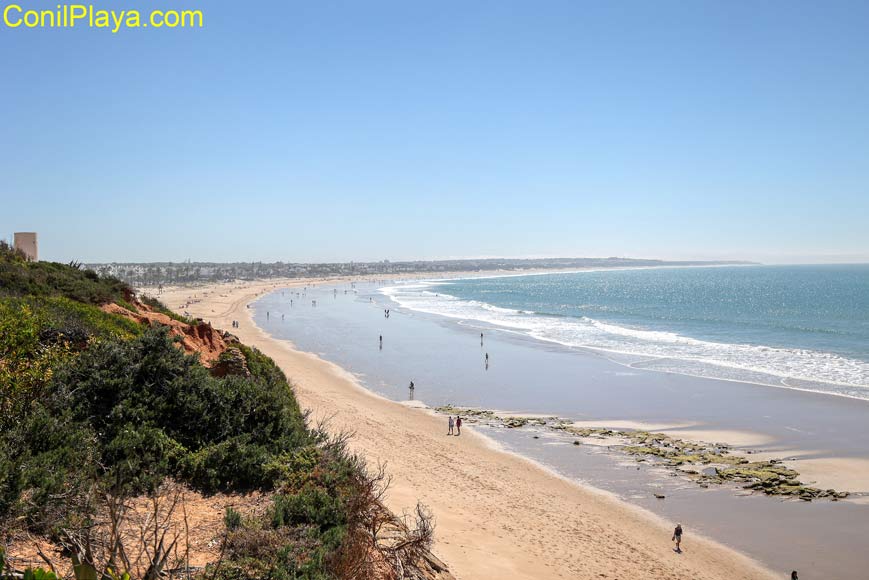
[254,268,869,579]
[383,265,869,399]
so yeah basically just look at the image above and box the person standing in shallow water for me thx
[409,380,415,400]
[455,416,462,435]
[672,523,683,553]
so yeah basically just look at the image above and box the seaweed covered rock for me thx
[431,404,852,502]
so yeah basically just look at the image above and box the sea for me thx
[253,264,869,578]
[384,264,869,399]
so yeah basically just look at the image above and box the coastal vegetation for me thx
[0,243,442,580]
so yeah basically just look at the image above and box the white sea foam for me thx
[381,282,869,399]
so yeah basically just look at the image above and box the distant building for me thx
[14,232,38,261]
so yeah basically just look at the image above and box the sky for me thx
[1,0,868,264]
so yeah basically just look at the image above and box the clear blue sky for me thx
[2,0,868,263]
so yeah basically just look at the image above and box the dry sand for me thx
[159,279,780,580]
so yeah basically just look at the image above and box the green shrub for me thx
[264,447,322,490]
[270,485,346,532]
[21,568,61,580]
[0,301,73,432]
[0,245,130,305]
[0,446,18,519]
[182,436,272,491]
[22,296,142,340]
[0,407,97,529]
[102,425,186,494]
[238,345,291,389]
[224,506,243,531]
[45,327,309,493]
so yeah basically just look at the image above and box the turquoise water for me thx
[385,265,869,398]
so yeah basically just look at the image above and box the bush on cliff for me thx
[35,326,310,496]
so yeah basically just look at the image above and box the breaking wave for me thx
[381,282,869,400]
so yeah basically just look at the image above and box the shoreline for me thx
[160,278,778,580]
[384,276,869,403]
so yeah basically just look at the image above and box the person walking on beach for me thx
[455,416,463,436]
[448,416,455,435]
[791,572,798,580]
[672,523,683,553]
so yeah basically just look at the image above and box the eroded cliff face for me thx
[101,301,227,365]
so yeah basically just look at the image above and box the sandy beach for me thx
[159,279,778,580]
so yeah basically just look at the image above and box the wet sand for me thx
[160,279,778,580]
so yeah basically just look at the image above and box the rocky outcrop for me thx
[210,347,251,378]
[434,405,851,502]
[222,331,241,345]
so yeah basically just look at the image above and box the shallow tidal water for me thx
[253,281,869,579]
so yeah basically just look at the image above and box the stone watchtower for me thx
[14,232,38,261]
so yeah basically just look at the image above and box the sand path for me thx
[160,280,777,580]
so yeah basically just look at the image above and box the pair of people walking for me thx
[447,415,462,436]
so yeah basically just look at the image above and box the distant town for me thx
[6,233,754,286]
[86,257,755,287]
